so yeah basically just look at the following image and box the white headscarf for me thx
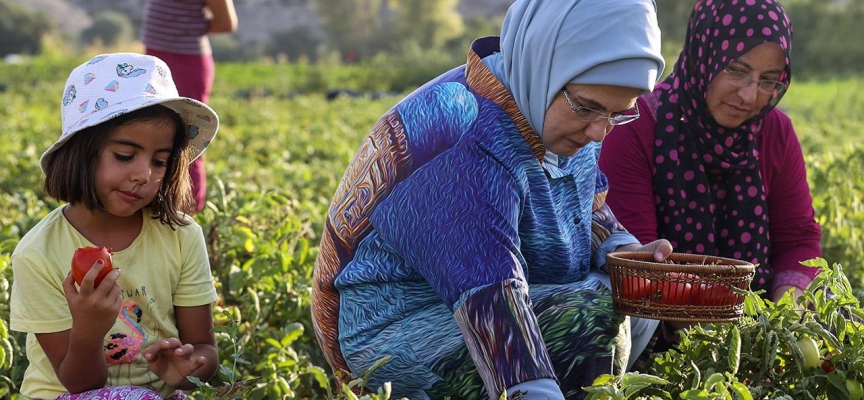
[500,0,665,140]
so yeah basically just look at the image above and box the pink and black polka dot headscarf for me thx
[651,0,792,292]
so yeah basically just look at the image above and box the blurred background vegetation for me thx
[1,0,861,90]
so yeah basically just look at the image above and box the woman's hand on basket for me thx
[616,239,673,262]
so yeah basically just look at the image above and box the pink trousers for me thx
[145,48,216,213]
[51,385,186,399]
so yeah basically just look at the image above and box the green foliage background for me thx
[0,51,862,399]
[2,0,862,80]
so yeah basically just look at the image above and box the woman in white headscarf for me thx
[311,0,670,399]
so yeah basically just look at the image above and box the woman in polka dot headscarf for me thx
[600,0,822,302]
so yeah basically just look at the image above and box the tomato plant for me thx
[71,246,114,288]
[587,258,864,399]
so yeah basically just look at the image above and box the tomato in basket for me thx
[697,283,735,306]
[648,272,696,305]
[655,280,693,305]
[607,251,755,322]
[620,276,653,300]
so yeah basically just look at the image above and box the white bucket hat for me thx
[41,52,219,173]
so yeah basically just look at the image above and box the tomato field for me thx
[1,55,863,399]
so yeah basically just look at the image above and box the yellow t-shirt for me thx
[10,206,217,399]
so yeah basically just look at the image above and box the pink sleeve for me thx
[598,98,659,245]
[758,110,823,292]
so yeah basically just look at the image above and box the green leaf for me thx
[680,389,712,399]
[757,330,777,383]
[341,384,361,400]
[186,375,208,387]
[359,355,393,382]
[806,320,841,350]
[265,337,283,349]
[628,383,664,398]
[837,314,848,342]
[800,258,828,269]
[582,385,619,399]
[212,325,232,334]
[218,364,236,380]
[725,326,741,375]
[704,373,726,391]
[306,365,330,389]
[621,372,668,387]
[281,322,305,345]
[591,374,617,386]
[728,381,753,400]
[0,338,12,370]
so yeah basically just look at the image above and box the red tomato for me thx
[697,283,734,306]
[71,246,114,287]
[821,353,836,373]
[656,273,695,305]
[658,280,693,305]
[619,276,653,300]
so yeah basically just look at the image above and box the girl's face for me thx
[542,83,641,157]
[706,42,786,128]
[94,117,177,217]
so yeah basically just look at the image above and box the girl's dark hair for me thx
[43,105,195,228]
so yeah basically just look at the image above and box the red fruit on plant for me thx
[71,246,114,287]
[821,359,835,373]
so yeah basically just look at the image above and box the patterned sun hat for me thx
[40,52,219,173]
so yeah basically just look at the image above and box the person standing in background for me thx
[142,0,237,213]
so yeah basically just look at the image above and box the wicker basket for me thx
[606,251,755,323]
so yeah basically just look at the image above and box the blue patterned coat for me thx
[312,37,635,399]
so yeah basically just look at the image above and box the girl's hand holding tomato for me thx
[63,251,123,338]
[71,246,114,288]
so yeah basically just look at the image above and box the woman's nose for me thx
[586,120,611,142]
[737,81,760,103]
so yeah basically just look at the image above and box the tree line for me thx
[0,0,860,80]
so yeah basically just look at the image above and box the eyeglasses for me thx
[722,68,787,96]
[561,88,640,126]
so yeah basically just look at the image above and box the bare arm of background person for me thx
[204,0,238,34]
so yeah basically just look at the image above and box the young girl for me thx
[10,53,221,400]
